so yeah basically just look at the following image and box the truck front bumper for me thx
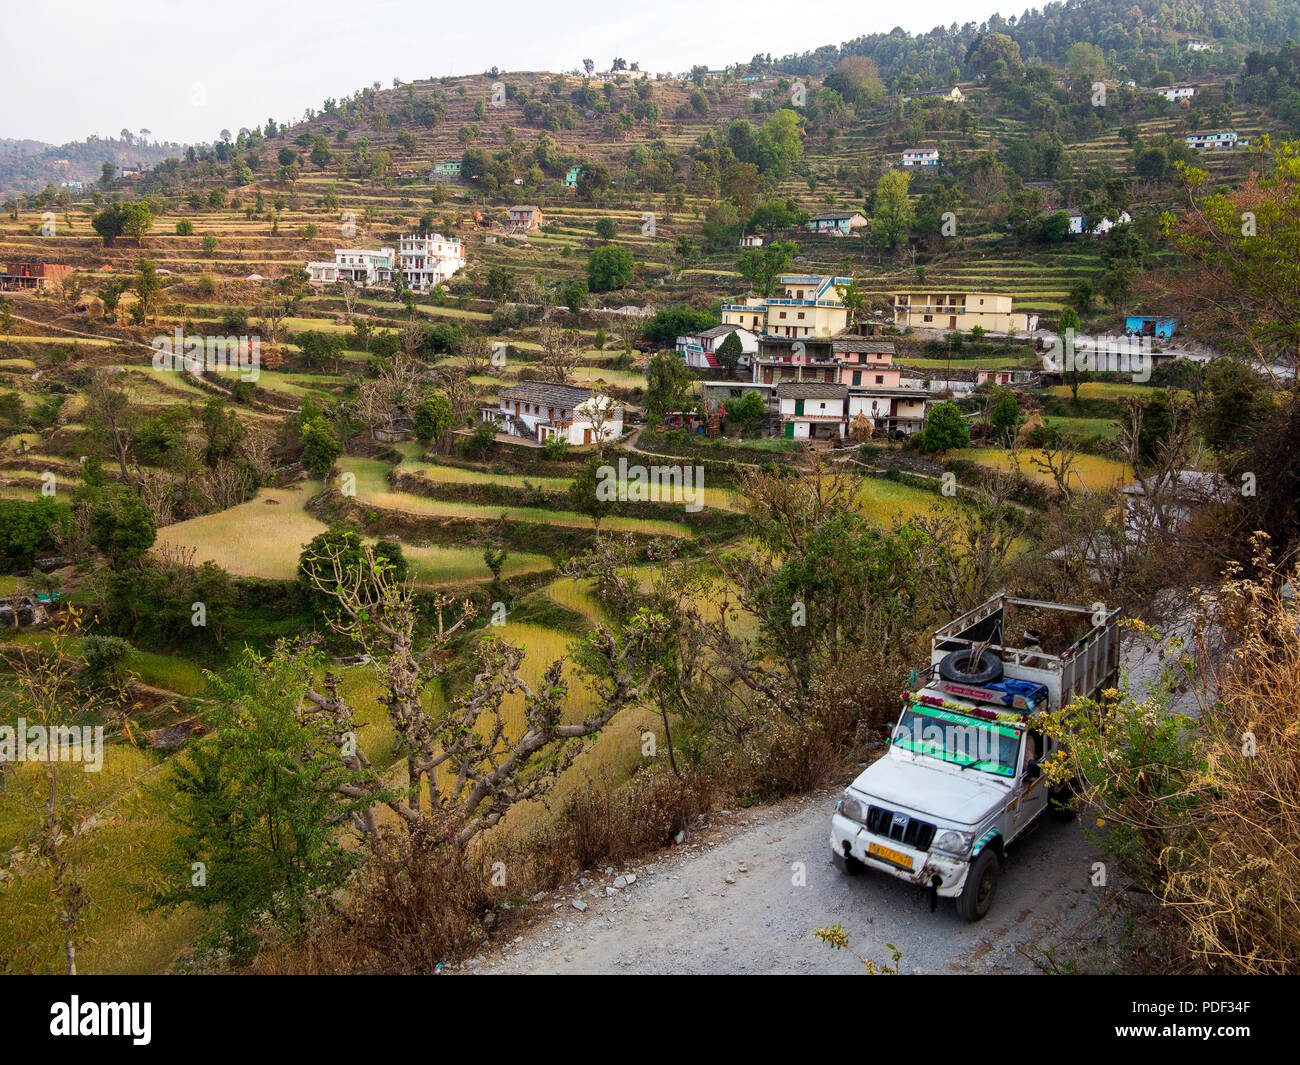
[830,812,971,898]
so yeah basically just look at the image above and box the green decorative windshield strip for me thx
[893,734,1016,776]
[908,703,1021,740]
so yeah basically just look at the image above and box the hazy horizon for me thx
[3,0,990,146]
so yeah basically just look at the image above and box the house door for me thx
[949,316,957,329]
[784,422,794,439]
[583,429,591,444]
[794,399,804,416]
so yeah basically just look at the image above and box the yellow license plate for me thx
[868,841,914,870]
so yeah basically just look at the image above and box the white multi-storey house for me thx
[901,148,940,167]
[398,233,466,291]
[1185,130,1239,151]
[306,247,395,286]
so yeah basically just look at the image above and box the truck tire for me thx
[832,847,864,876]
[956,848,1000,922]
[938,649,1003,686]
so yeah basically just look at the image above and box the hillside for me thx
[2,0,1299,979]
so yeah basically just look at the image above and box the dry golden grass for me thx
[966,448,1132,490]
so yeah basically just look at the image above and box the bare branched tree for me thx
[536,324,583,384]
[300,543,656,844]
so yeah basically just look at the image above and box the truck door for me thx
[1012,728,1049,835]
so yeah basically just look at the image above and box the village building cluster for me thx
[306,233,466,291]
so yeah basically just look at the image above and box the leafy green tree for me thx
[715,330,744,375]
[738,240,796,297]
[299,417,342,477]
[568,454,615,535]
[987,387,1022,445]
[756,110,803,178]
[88,491,157,565]
[298,524,407,605]
[587,245,634,292]
[576,160,611,202]
[917,402,970,453]
[133,258,162,322]
[728,389,767,431]
[485,266,515,304]
[0,499,68,569]
[1136,390,1172,467]
[872,170,914,250]
[152,644,372,963]
[594,216,617,241]
[1200,359,1267,454]
[642,306,717,348]
[413,393,453,444]
[643,350,695,419]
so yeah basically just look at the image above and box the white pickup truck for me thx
[830,592,1121,921]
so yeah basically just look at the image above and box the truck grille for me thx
[866,806,936,851]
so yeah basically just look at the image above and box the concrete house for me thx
[306,247,395,286]
[676,324,758,371]
[1186,130,1239,151]
[430,159,462,182]
[398,233,466,291]
[902,148,940,167]
[484,382,623,446]
[722,275,852,339]
[808,211,868,235]
[1092,211,1133,235]
[893,290,1038,334]
[507,205,544,230]
[776,381,847,441]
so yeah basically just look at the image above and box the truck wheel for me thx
[956,849,1000,922]
[832,848,864,876]
[938,649,1003,686]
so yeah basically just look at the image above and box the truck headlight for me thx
[840,794,867,824]
[932,830,974,857]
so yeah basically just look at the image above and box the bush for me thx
[79,634,134,688]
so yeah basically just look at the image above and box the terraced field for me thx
[966,448,1132,490]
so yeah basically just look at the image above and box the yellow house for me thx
[722,275,851,339]
[892,290,1038,334]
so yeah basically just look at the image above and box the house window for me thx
[875,375,884,384]
[797,312,805,320]
[779,311,786,319]
[923,314,933,323]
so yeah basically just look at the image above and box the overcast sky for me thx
[1,0,996,146]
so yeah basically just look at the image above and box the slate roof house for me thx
[483,382,623,446]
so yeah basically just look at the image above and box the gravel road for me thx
[479,792,1106,975]
[476,632,1178,976]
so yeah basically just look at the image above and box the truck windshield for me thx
[892,704,1021,778]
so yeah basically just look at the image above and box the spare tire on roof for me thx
[938,649,1004,686]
